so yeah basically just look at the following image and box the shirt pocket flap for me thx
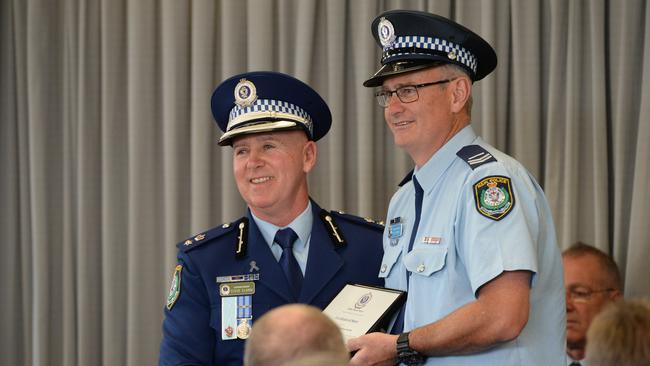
[378,247,402,278]
[403,247,447,277]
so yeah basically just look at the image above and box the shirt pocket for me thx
[403,246,448,277]
[378,246,402,278]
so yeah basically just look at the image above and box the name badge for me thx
[388,217,404,246]
[422,236,442,245]
[220,281,255,297]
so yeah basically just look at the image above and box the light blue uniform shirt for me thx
[252,201,312,275]
[380,126,566,365]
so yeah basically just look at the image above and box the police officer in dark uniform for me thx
[158,71,384,366]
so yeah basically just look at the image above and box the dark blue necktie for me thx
[392,176,424,334]
[274,228,303,300]
[569,362,582,366]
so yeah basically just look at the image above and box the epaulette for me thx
[329,210,385,230]
[178,217,245,253]
[319,210,347,249]
[456,145,497,170]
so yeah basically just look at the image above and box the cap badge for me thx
[234,78,257,107]
[378,17,396,47]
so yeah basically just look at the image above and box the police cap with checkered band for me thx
[211,71,332,146]
[363,10,497,87]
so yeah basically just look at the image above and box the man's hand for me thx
[347,332,399,366]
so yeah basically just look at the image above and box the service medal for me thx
[237,319,252,339]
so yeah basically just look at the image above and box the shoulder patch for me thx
[473,175,515,221]
[166,264,183,310]
[177,218,242,253]
[457,145,497,170]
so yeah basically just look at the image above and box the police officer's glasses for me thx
[566,286,616,303]
[375,78,455,107]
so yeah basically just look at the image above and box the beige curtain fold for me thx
[2,0,649,365]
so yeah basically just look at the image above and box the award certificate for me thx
[323,284,405,342]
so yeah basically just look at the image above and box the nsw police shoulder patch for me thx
[166,264,183,310]
[473,175,515,221]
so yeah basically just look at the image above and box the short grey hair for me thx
[243,304,348,366]
[586,299,650,366]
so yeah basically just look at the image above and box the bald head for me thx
[243,304,348,366]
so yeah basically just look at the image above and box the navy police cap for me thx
[364,10,497,87]
[211,71,332,146]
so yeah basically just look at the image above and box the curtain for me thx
[1,0,649,365]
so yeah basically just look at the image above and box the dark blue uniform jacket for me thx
[159,200,384,365]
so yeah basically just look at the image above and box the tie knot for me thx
[274,228,298,250]
[569,362,582,366]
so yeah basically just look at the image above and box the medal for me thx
[236,319,252,339]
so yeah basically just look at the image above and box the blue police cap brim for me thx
[211,71,332,146]
[363,60,446,88]
[364,10,497,87]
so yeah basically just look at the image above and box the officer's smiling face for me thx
[232,130,317,226]
[382,66,469,166]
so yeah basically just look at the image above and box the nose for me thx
[385,93,405,116]
[565,292,575,312]
[246,149,264,169]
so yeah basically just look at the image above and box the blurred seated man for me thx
[563,242,623,365]
[585,299,650,366]
[243,304,349,366]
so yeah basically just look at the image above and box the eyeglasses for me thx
[566,286,616,303]
[375,78,456,107]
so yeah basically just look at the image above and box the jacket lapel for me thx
[245,213,294,302]
[299,202,344,304]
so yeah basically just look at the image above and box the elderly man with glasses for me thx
[347,10,566,366]
[563,242,623,366]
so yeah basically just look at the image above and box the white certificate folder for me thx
[323,284,406,342]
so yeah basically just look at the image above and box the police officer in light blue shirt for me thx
[158,71,384,366]
[348,10,566,366]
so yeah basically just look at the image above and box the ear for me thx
[302,141,317,173]
[450,76,471,114]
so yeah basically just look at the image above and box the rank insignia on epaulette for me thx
[319,210,347,248]
[166,265,183,310]
[473,175,515,221]
[457,145,497,170]
[234,218,249,259]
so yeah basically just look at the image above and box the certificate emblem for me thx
[355,292,373,309]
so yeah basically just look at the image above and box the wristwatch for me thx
[396,332,425,365]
